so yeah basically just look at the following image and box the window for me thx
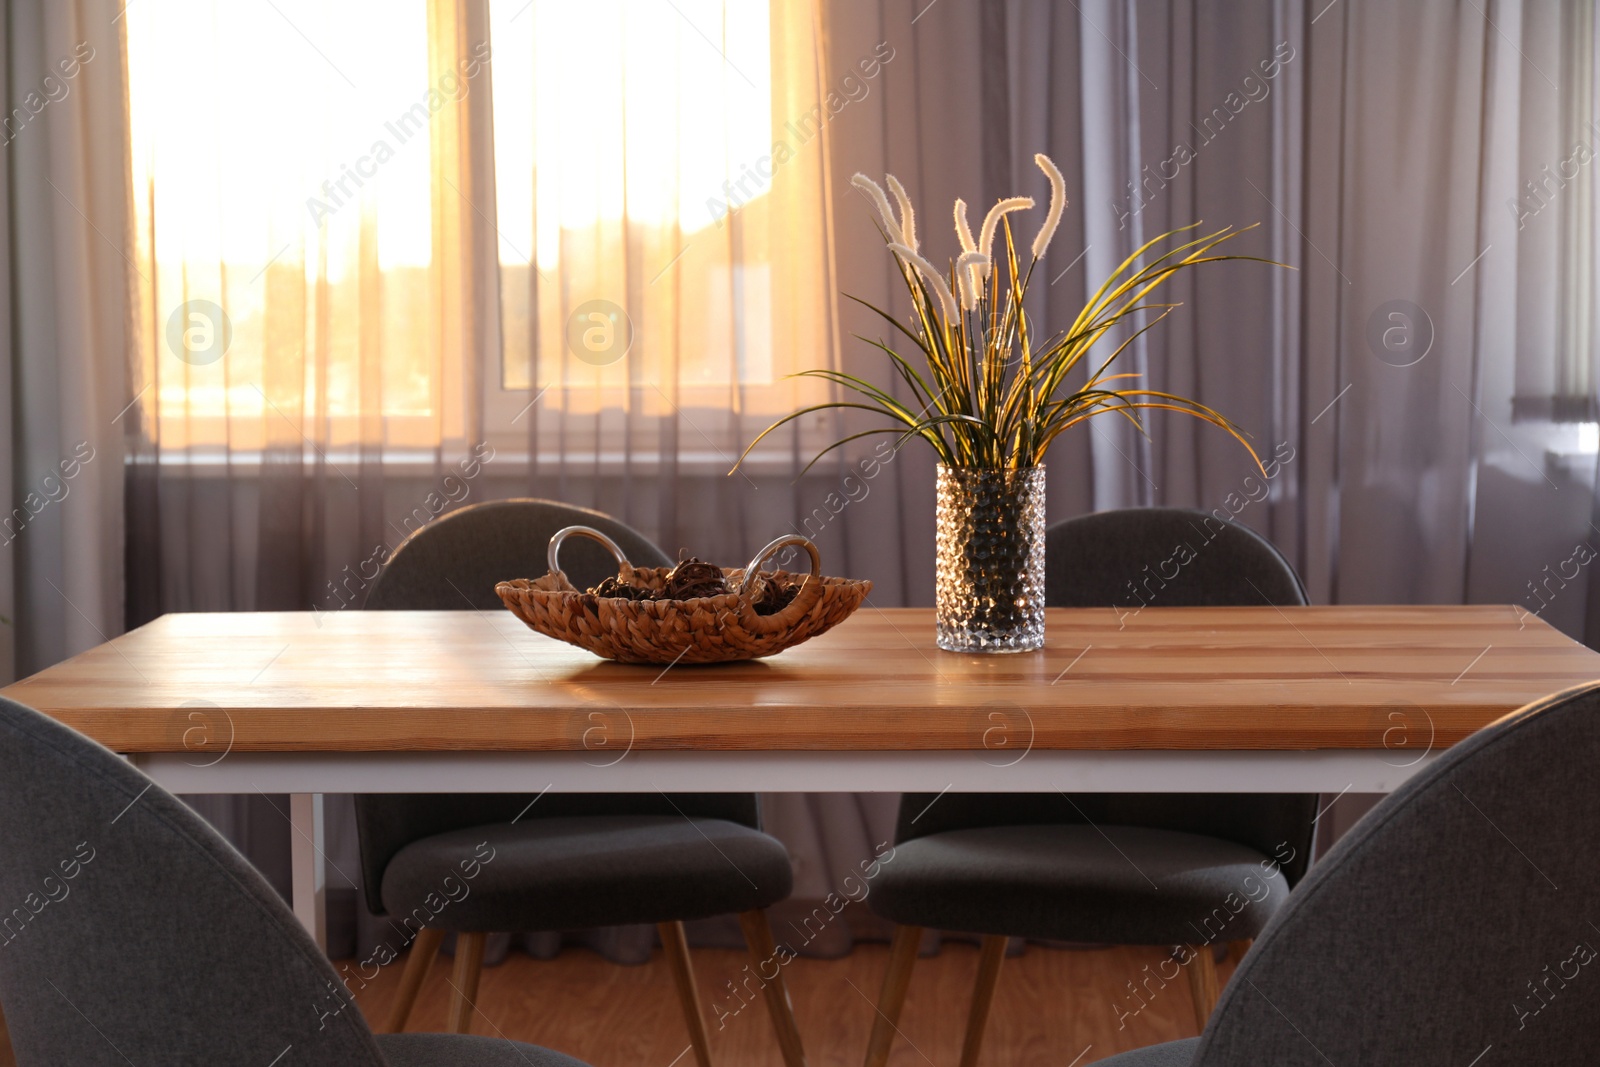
[126,0,833,462]
[485,0,833,460]
[1509,0,1600,428]
[492,0,772,390]
[127,0,440,450]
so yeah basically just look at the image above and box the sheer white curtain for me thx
[120,0,841,617]
[10,0,1594,963]
[488,0,838,533]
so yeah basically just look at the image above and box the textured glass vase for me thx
[935,465,1046,653]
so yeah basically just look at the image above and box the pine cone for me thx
[750,574,801,616]
[588,575,653,601]
[664,557,729,600]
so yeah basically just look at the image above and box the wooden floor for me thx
[345,940,1233,1066]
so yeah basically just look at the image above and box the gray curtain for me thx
[822,0,1308,598]
[1,0,129,683]
[826,0,1592,616]
[823,0,1595,874]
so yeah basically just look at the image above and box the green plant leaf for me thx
[742,216,1286,472]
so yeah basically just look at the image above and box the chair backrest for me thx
[897,508,1315,884]
[0,697,388,1066]
[364,497,674,611]
[354,497,757,916]
[1044,505,1306,609]
[1194,682,1600,1063]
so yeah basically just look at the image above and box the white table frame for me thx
[132,748,1440,950]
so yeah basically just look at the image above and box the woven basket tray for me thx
[496,527,872,665]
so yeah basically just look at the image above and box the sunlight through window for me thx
[127,0,436,444]
[489,0,777,394]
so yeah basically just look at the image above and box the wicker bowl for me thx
[496,527,872,665]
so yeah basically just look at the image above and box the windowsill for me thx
[126,448,824,477]
[1543,447,1597,481]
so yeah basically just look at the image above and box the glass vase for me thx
[935,464,1046,653]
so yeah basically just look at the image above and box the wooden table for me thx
[5,605,1596,948]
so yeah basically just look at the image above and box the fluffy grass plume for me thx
[740,155,1283,474]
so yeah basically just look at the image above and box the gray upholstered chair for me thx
[358,499,804,1067]
[363,498,675,611]
[0,694,585,1066]
[1097,680,1600,1065]
[863,508,1317,1067]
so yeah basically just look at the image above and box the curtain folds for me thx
[1,0,129,686]
[487,0,837,556]
[827,0,1596,618]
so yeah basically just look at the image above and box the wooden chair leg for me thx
[659,921,714,1067]
[737,909,808,1067]
[386,927,444,1033]
[1225,939,1251,973]
[1184,944,1220,1032]
[0,997,14,1067]
[445,931,487,1035]
[958,935,1008,1067]
[863,924,922,1067]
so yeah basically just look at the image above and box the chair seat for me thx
[380,815,793,931]
[377,1033,589,1066]
[1091,1038,1200,1065]
[870,824,1289,943]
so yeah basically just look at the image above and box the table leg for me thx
[0,998,15,1067]
[290,793,327,952]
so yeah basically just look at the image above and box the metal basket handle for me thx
[738,534,821,594]
[547,525,632,585]
[737,534,825,632]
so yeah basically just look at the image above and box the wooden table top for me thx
[2,606,1595,754]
